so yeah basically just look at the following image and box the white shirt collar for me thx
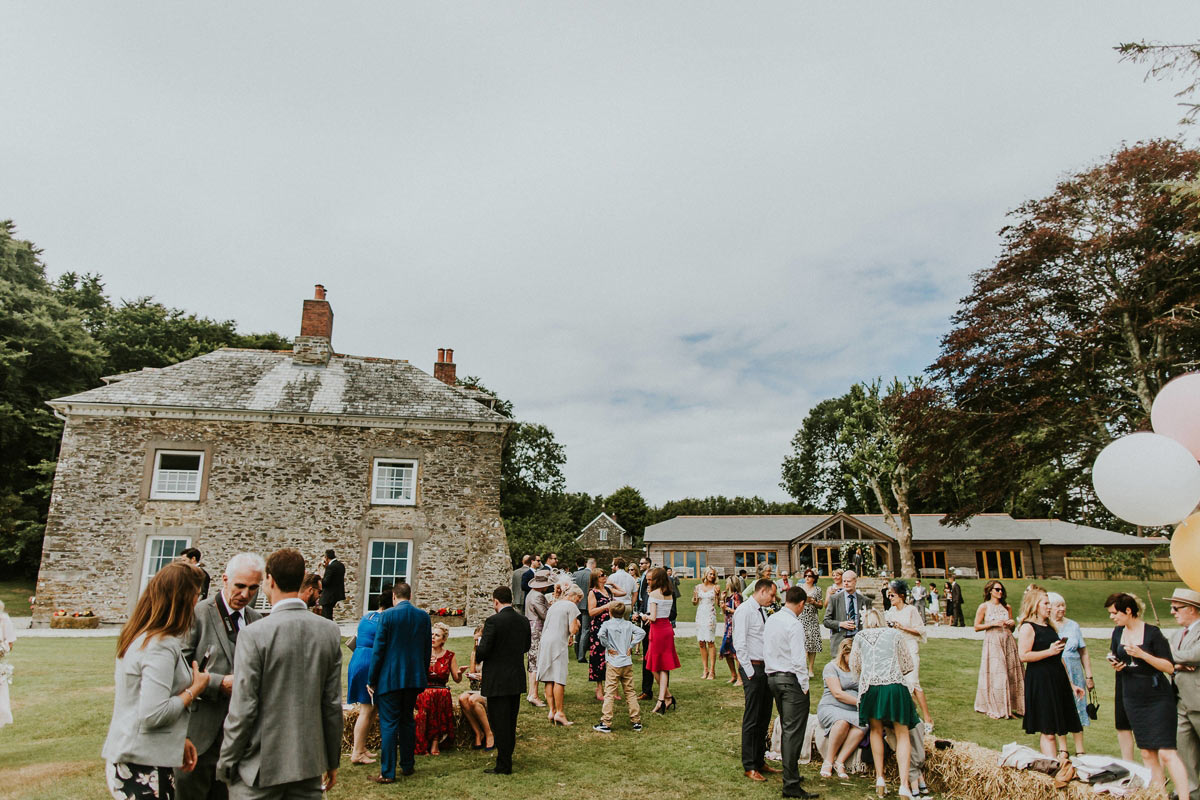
[271,597,308,612]
[218,592,240,621]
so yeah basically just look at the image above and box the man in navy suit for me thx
[475,585,531,775]
[367,582,431,783]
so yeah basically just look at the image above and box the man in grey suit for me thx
[822,569,866,654]
[176,553,265,800]
[572,557,593,662]
[511,554,532,613]
[1168,588,1200,800]
[218,548,342,799]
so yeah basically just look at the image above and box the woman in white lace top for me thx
[850,607,919,799]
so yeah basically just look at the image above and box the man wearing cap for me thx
[1168,588,1200,800]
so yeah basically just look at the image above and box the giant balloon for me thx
[1172,512,1200,592]
[1152,372,1200,460]
[1092,432,1200,526]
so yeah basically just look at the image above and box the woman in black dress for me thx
[586,569,615,701]
[1017,586,1084,760]
[1105,592,1190,795]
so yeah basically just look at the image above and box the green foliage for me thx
[1075,544,1170,622]
[779,393,876,512]
[652,494,813,523]
[603,485,650,542]
[0,222,105,574]
[500,423,567,520]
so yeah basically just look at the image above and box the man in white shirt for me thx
[733,578,779,782]
[765,586,817,799]
[608,557,636,600]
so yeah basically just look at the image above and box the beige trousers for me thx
[601,664,641,725]
[1178,706,1200,800]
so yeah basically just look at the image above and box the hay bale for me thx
[910,738,1159,800]
[49,616,99,629]
[341,701,472,754]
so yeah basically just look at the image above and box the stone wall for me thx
[577,515,627,549]
[34,415,510,625]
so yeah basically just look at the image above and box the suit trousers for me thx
[175,735,227,800]
[740,666,773,772]
[320,603,335,620]
[768,673,810,795]
[485,694,520,773]
[575,612,590,662]
[1178,706,1200,800]
[640,622,655,695]
[227,776,322,800]
[378,688,421,779]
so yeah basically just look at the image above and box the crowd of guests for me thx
[97,545,1200,800]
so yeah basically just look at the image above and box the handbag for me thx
[1086,686,1099,720]
[345,634,357,651]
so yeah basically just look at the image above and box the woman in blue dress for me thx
[1049,592,1093,757]
[719,576,742,685]
[347,586,394,765]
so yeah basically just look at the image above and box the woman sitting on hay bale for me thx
[850,606,919,798]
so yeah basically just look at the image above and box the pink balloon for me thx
[1152,372,1200,460]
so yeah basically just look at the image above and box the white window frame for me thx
[141,535,192,592]
[371,458,417,506]
[364,538,413,611]
[150,449,205,501]
[599,528,608,542]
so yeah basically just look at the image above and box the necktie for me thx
[230,611,241,634]
[759,607,767,624]
[847,595,856,625]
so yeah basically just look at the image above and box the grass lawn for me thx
[0,579,34,616]
[0,624,1145,800]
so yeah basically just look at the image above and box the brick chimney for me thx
[293,285,333,366]
[434,348,456,385]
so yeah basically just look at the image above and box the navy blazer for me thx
[367,600,431,694]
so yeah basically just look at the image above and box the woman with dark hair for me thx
[1107,592,1190,795]
[1017,586,1083,760]
[645,567,680,714]
[102,561,211,799]
[885,579,932,732]
[973,579,1023,719]
[800,569,824,675]
[587,569,615,701]
[346,586,394,765]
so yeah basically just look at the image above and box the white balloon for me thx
[1093,432,1200,526]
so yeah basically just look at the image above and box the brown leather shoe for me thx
[371,776,395,784]
[745,770,767,782]
[637,692,652,700]
[761,764,783,774]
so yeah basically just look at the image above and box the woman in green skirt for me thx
[850,607,920,798]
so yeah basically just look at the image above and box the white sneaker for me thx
[922,721,934,736]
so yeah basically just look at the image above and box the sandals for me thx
[820,762,833,778]
[834,762,850,779]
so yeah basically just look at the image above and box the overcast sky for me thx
[2,4,1197,505]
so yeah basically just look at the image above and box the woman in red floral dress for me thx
[415,622,465,755]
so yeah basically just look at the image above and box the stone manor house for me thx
[32,286,513,624]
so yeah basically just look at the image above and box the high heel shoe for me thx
[819,762,833,778]
[834,762,849,779]
[652,700,667,715]
[552,713,574,726]
[666,695,677,711]
[897,787,914,799]
[876,778,887,797]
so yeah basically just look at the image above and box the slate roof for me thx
[643,513,1162,547]
[50,348,511,425]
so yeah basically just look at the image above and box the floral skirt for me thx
[414,686,455,754]
[106,762,175,800]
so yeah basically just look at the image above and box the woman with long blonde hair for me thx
[693,566,720,679]
[719,575,742,685]
[102,561,211,799]
[1017,585,1083,761]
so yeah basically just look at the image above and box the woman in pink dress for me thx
[973,580,1024,719]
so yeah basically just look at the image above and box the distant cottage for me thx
[575,512,628,550]
[33,286,513,624]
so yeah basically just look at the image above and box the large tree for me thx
[0,223,105,573]
[924,140,1200,525]
[780,393,877,513]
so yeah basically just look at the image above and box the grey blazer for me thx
[101,633,192,767]
[823,590,867,654]
[1172,623,1200,712]
[217,602,343,789]
[181,595,263,753]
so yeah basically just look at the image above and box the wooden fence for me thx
[1063,557,1180,582]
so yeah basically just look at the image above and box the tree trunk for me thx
[866,471,917,579]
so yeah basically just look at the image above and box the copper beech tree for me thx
[908,140,1200,527]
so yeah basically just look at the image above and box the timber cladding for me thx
[34,414,510,625]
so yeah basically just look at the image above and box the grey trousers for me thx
[575,609,590,661]
[1179,706,1200,800]
[175,736,226,800]
[768,673,810,796]
[227,776,323,800]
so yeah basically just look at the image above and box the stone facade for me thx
[575,512,628,549]
[34,287,513,626]
[35,415,509,625]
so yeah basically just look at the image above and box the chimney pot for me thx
[314,284,326,301]
[446,348,454,363]
[433,347,457,386]
[437,348,445,363]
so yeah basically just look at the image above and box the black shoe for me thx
[484,767,511,775]
[400,768,414,776]
[782,790,819,799]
